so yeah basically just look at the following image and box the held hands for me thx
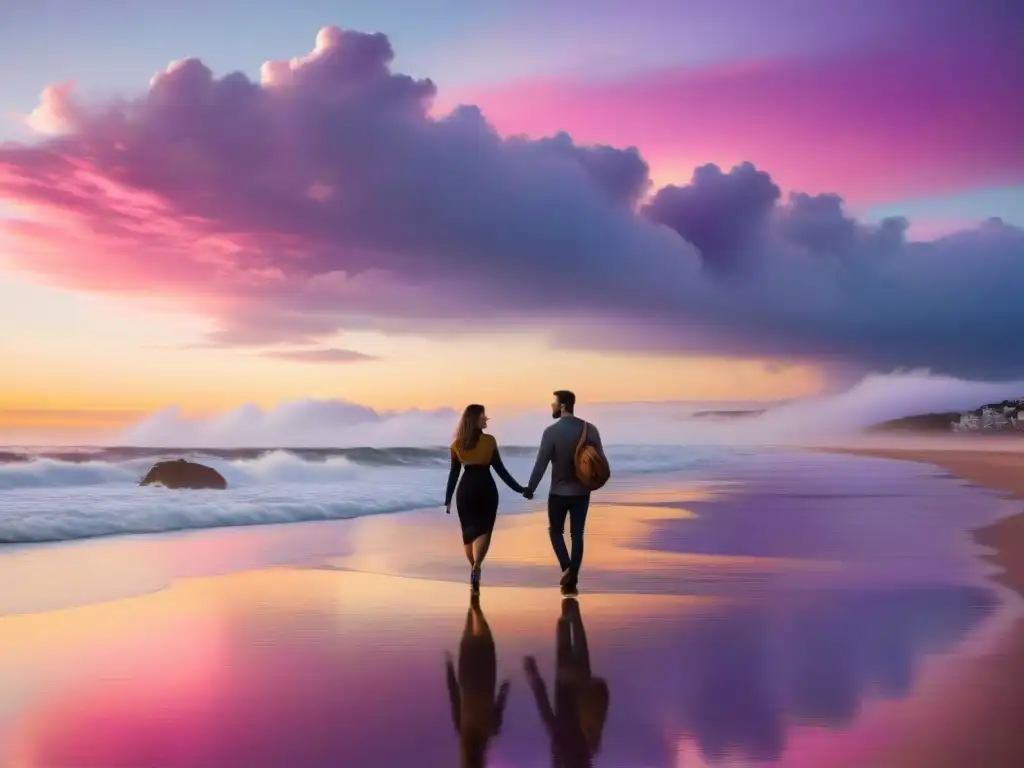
[522,488,534,500]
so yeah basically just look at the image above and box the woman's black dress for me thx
[446,434,523,544]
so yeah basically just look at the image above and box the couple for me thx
[444,390,609,597]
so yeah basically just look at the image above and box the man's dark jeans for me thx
[547,493,590,574]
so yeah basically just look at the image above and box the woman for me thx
[445,404,525,592]
[445,594,511,768]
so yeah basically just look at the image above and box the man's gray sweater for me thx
[526,415,605,497]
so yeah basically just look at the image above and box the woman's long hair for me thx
[455,404,485,454]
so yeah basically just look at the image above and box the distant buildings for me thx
[951,399,1024,432]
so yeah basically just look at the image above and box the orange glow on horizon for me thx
[0,271,826,439]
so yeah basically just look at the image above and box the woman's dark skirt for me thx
[456,465,499,544]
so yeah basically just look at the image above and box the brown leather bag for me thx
[574,422,610,491]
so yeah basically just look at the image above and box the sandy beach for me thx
[820,445,1024,768]
[1,448,1022,766]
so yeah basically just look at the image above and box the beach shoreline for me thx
[813,444,1024,767]
[817,446,1024,595]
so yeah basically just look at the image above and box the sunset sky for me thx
[1,0,1021,442]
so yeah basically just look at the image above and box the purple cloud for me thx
[0,26,1022,379]
[642,163,781,274]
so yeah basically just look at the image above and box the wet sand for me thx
[822,447,1024,594]
[0,450,1021,766]
[820,446,1024,767]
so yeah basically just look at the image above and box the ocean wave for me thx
[0,485,442,544]
[0,457,146,490]
[0,445,710,489]
[0,445,716,544]
[0,444,536,469]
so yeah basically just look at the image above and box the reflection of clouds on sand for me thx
[6,572,650,767]
[635,451,1009,591]
[0,566,1001,768]
[0,518,361,615]
[662,585,997,763]
[9,594,459,767]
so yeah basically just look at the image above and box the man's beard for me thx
[551,408,561,419]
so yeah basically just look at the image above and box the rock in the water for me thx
[139,459,227,490]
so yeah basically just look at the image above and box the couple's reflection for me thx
[446,593,510,768]
[524,598,610,768]
[445,596,610,767]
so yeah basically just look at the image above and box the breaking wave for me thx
[0,444,718,543]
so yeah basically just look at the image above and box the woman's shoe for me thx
[560,568,579,596]
[559,567,577,587]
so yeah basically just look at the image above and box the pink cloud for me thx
[25,82,82,134]
[0,26,1023,380]
[450,42,1024,204]
[261,347,377,364]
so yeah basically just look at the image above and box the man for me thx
[524,390,606,596]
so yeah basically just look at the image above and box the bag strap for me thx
[576,421,589,453]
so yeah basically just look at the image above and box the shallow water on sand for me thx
[0,450,1021,767]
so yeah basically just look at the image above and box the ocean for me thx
[0,444,728,544]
